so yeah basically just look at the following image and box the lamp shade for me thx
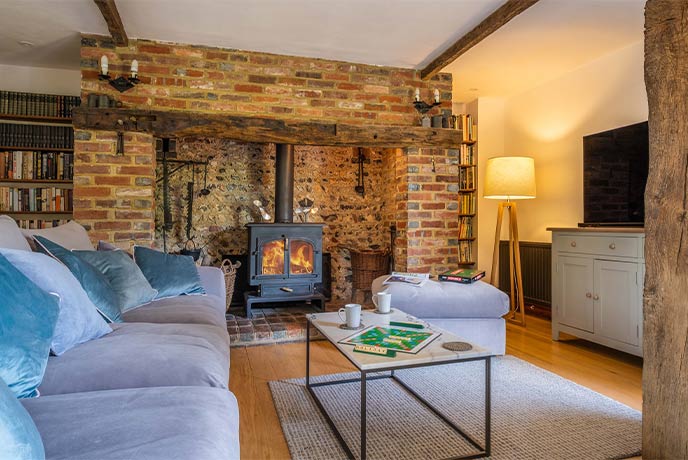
[484,156,536,200]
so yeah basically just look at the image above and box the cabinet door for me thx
[556,256,594,333]
[594,260,640,346]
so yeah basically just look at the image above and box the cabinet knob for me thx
[570,241,577,247]
[609,243,616,250]
[593,294,599,301]
[585,292,592,298]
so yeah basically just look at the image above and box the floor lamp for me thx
[484,157,536,326]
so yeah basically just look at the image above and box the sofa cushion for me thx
[39,324,229,396]
[0,215,32,251]
[134,245,206,298]
[0,377,45,460]
[122,294,226,328]
[22,386,240,460]
[108,322,230,358]
[372,276,510,319]
[0,249,111,356]
[22,220,93,250]
[74,249,158,312]
[0,253,60,399]
[33,236,123,323]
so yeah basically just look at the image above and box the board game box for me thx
[339,325,440,354]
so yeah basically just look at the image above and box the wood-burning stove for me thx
[243,144,326,317]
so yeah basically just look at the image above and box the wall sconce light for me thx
[99,55,140,93]
[412,88,442,126]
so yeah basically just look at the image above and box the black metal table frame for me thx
[305,318,492,460]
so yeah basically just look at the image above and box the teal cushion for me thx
[0,377,45,460]
[133,246,206,299]
[0,248,111,356]
[0,253,59,399]
[75,250,158,312]
[33,236,123,323]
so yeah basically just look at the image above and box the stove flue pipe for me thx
[274,144,294,223]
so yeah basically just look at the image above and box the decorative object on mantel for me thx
[412,88,442,127]
[294,197,318,223]
[99,55,140,93]
[484,156,536,326]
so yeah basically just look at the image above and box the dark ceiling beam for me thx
[420,0,540,80]
[93,0,128,46]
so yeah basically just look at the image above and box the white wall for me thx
[0,64,80,95]
[499,41,648,243]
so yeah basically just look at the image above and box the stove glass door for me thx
[289,239,314,275]
[261,240,286,275]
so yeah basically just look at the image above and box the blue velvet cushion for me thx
[0,248,112,356]
[133,246,206,299]
[75,250,158,313]
[33,236,123,323]
[0,377,45,460]
[0,253,59,399]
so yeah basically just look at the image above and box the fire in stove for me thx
[261,239,315,276]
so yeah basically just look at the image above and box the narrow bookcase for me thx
[0,90,79,229]
[457,114,477,266]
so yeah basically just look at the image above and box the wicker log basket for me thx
[220,259,241,312]
[349,248,390,292]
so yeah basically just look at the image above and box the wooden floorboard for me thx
[229,314,643,459]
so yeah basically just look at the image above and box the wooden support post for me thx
[93,0,128,46]
[643,1,688,457]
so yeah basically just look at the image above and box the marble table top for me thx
[307,309,492,371]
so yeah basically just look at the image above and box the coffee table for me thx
[306,309,493,460]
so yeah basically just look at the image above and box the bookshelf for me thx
[0,90,79,229]
[457,114,477,266]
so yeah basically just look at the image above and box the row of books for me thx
[0,91,80,119]
[458,241,473,263]
[0,187,73,213]
[1,151,74,181]
[456,114,477,142]
[0,123,74,149]
[11,219,71,230]
[459,167,475,190]
[459,144,475,165]
[458,194,476,215]
[458,216,473,239]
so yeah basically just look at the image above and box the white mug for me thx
[372,291,392,313]
[338,303,362,328]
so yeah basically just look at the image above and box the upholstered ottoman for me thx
[371,276,510,354]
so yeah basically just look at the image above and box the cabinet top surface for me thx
[548,227,644,234]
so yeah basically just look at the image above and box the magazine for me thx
[382,272,430,287]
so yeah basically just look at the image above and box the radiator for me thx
[498,241,551,307]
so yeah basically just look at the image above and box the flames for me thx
[261,239,314,275]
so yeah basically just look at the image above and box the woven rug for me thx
[269,356,641,460]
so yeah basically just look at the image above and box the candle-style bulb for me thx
[414,88,420,102]
[130,59,139,78]
[434,89,440,103]
[100,55,109,75]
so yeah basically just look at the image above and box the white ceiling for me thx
[446,0,646,103]
[0,0,645,101]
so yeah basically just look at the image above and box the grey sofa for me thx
[16,258,238,459]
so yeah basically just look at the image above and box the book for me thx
[438,268,486,284]
[382,271,430,287]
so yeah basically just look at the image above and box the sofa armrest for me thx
[197,266,226,309]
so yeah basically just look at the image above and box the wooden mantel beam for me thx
[420,0,540,80]
[72,108,464,148]
[93,0,128,46]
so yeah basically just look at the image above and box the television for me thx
[582,121,648,227]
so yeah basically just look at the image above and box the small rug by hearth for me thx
[269,356,641,460]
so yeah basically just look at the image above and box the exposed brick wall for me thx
[72,130,155,248]
[74,35,459,274]
[80,35,452,125]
